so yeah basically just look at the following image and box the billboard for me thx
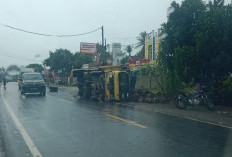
[80,42,97,54]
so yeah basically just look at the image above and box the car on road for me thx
[18,73,46,96]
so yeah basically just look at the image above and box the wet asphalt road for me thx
[0,82,232,157]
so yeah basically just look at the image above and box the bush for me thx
[222,75,232,105]
[136,64,182,96]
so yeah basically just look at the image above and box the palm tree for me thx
[136,31,151,57]
[125,45,132,56]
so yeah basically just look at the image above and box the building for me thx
[145,31,160,62]
[112,43,122,65]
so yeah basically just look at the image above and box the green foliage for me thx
[220,74,232,105]
[120,56,130,65]
[72,52,93,69]
[136,46,145,58]
[6,65,21,72]
[44,49,73,71]
[137,64,182,96]
[160,0,232,81]
[125,45,132,56]
[1,67,5,72]
[135,31,150,58]
[43,48,93,72]
[223,75,232,93]
[26,64,43,72]
[157,0,232,104]
[137,64,156,77]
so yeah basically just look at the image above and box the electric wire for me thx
[0,22,138,45]
[0,22,101,37]
[0,22,141,54]
[0,52,42,62]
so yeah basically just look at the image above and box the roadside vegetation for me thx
[136,0,232,106]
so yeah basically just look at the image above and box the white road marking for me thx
[1,87,42,157]
[155,110,232,130]
[125,104,232,130]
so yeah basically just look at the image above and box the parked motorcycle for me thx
[174,86,214,110]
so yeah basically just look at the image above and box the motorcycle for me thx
[174,86,214,110]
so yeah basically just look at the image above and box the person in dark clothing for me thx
[3,77,7,88]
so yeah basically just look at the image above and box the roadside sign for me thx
[80,42,97,54]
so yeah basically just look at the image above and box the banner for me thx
[80,42,97,54]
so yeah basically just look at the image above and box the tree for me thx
[72,52,93,69]
[1,67,5,72]
[6,65,21,72]
[125,45,132,56]
[5,65,21,81]
[159,0,207,82]
[120,56,130,65]
[135,31,150,58]
[119,45,133,65]
[158,0,232,103]
[213,0,224,7]
[43,49,73,72]
[26,64,43,72]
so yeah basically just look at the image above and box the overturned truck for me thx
[71,65,136,102]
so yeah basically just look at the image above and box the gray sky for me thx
[0,0,230,68]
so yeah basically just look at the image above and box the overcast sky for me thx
[0,0,230,68]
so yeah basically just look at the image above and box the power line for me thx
[121,43,137,47]
[109,36,137,40]
[0,22,101,37]
[0,52,42,62]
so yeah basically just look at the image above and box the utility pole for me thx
[101,26,104,47]
[105,38,107,51]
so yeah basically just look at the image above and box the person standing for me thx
[3,77,7,88]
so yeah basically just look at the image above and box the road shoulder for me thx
[0,118,5,157]
[125,102,232,129]
[56,85,232,129]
